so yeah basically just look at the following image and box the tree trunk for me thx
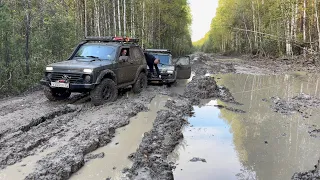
[117,0,121,35]
[142,1,145,47]
[286,18,292,56]
[242,14,252,52]
[131,0,133,36]
[94,0,101,36]
[24,0,31,75]
[303,0,307,57]
[107,4,111,36]
[103,3,107,36]
[132,0,135,36]
[315,0,320,51]
[158,0,161,48]
[123,0,126,35]
[251,0,258,49]
[84,0,87,37]
[113,0,116,36]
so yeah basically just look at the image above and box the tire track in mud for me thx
[124,98,194,180]
[0,105,80,170]
[18,87,168,180]
[19,105,79,132]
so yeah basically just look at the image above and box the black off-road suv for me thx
[40,36,148,106]
[145,48,191,85]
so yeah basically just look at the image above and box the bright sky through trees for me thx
[188,0,218,42]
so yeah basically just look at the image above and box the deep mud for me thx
[191,53,236,75]
[123,57,239,179]
[0,85,170,180]
[123,98,193,180]
[2,52,320,180]
[183,76,239,104]
[242,54,320,74]
[292,159,320,179]
[23,91,159,180]
[270,93,320,118]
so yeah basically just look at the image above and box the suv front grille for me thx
[160,73,173,79]
[50,73,83,83]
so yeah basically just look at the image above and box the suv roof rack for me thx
[84,36,139,44]
[144,49,171,53]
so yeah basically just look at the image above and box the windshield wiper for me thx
[85,56,102,61]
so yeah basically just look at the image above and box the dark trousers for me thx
[148,64,160,76]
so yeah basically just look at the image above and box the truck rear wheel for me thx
[132,72,147,93]
[91,78,118,106]
[43,86,71,101]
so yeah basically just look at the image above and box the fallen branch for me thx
[0,72,12,90]
[231,27,317,54]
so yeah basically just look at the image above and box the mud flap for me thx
[176,56,191,79]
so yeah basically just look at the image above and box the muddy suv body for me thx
[40,36,148,105]
[145,49,191,85]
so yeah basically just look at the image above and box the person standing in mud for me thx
[144,52,160,78]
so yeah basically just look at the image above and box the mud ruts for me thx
[124,75,238,179]
[123,98,193,180]
[271,93,320,118]
[292,159,320,179]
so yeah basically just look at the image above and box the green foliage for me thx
[0,0,192,96]
[199,0,320,56]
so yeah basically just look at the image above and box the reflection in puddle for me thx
[70,95,170,180]
[169,100,243,180]
[171,73,320,180]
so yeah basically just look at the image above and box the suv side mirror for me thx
[119,56,128,62]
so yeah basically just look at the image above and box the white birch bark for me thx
[117,0,121,35]
[315,0,320,50]
[94,0,101,36]
[84,0,87,37]
[303,0,307,56]
[123,0,126,35]
[113,0,116,36]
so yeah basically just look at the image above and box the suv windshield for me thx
[150,53,171,65]
[74,44,116,60]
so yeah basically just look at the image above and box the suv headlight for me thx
[83,69,93,73]
[46,67,53,71]
[167,70,173,74]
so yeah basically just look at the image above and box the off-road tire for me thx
[166,80,177,87]
[43,86,71,101]
[91,78,118,106]
[132,72,148,93]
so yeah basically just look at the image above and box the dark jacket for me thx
[144,53,160,75]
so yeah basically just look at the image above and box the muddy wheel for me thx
[166,80,177,88]
[43,86,71,101]
[132,72,148,93]
[91,78,118,106]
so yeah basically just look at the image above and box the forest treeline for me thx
[0,0,192,96]
[195,0,320,57]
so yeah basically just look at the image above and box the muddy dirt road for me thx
[1,53,320,180]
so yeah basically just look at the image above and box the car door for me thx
[117,46,136,83]
[130,46,145,72]
[175,56,191,79]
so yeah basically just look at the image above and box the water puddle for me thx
[70,95,170,180]
[170,73,320,180]
[0,147,59,180]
